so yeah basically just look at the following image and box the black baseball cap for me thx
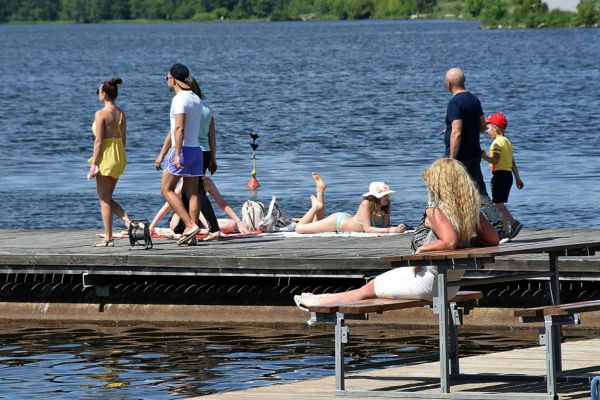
[169,63,190,82]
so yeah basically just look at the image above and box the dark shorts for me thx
[491,170,513,204]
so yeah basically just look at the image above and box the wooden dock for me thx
[192,338,600,399]
[0,228,599,277]
[0,228,598,323]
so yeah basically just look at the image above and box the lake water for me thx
[2,322,586,399]
[0,20,598,230]
[0,20,598,398]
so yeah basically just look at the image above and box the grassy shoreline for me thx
[1,0,599,29]
[2,15,598,29]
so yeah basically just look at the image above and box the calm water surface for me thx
[0,21,598,229]
[0,20,598,398]
[2,322,588,398]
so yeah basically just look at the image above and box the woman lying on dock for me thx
[149,177,251,238]
[295,173,407,234]
[295,159,499,310]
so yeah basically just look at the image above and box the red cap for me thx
[485,112,508,129]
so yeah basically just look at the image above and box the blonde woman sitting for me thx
[295,172,407,234]
[295,158,499,310]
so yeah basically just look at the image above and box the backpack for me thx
[258,196,296,233]
[241,200,265,230]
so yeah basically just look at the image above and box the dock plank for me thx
[193,338,600,399]
[0,229,599,277]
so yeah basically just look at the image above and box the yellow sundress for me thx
[88,110,127,180]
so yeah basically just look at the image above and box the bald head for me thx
[445,68,465,89]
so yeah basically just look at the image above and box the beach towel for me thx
[262,230,414,238]
[111,228,262,240]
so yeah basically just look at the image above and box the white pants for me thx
[373,267,464,301]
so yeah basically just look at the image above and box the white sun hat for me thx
[362,181,395,198]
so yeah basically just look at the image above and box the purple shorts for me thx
[165,146,203,177]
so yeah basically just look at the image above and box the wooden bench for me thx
[308,238,599,399]
[515,299,600,397]
[308,290,484,392]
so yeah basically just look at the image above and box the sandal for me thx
[94,239,114,247]
[177,227,202,246]
[203,231,222,241]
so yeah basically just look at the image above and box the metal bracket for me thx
[82,272,91,288]
[539,328,547,346]
[81,272,110,297]
[432,297,442,314]
[341,326,350,344]
[450,303,464,326]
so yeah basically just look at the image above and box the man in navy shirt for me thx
[444,68,508,242]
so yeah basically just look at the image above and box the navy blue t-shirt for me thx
[444,91,484,160]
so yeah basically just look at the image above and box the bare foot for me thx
[312,172,327,191]
[310,195,323,210]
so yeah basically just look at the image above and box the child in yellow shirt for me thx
[481,112,524,242]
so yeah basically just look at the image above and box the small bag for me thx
[241,200,265,230]
[258,196,295,233]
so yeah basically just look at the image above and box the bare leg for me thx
[161,172,199,234]
[297,195,324,225]
[312,172,327,220]
[182,176,201,230]
[319,280,377,304]
[96,175,117,240]
[170,213,181,232]
[295,213,339,234]
[110,199,131,227]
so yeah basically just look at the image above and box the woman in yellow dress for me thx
[88,78,131,247]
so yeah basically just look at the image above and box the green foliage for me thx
[576,0,600,25]
[479,0,507,25]
[417,0,436,13]
[1,0,599,26]
[345,0,375,19]
[479,0,599,28]
[465,0,483,17]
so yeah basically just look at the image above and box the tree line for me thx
[1,0,598,26]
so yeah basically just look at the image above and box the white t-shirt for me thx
[170,90,202,148]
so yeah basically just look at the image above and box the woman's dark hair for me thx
[101,77,123,101]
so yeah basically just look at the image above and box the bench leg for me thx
[436,268,451,393]
[544,316,559,399]
[335,312,348,391]
[547,252,563,372]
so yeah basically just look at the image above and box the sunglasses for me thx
[96,88,100,94]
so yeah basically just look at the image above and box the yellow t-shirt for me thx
[489,136,514,172]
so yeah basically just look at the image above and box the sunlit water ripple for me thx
[0,20,598,229]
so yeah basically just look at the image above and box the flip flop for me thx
[293,295,309,312]
[177,227,202,246]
